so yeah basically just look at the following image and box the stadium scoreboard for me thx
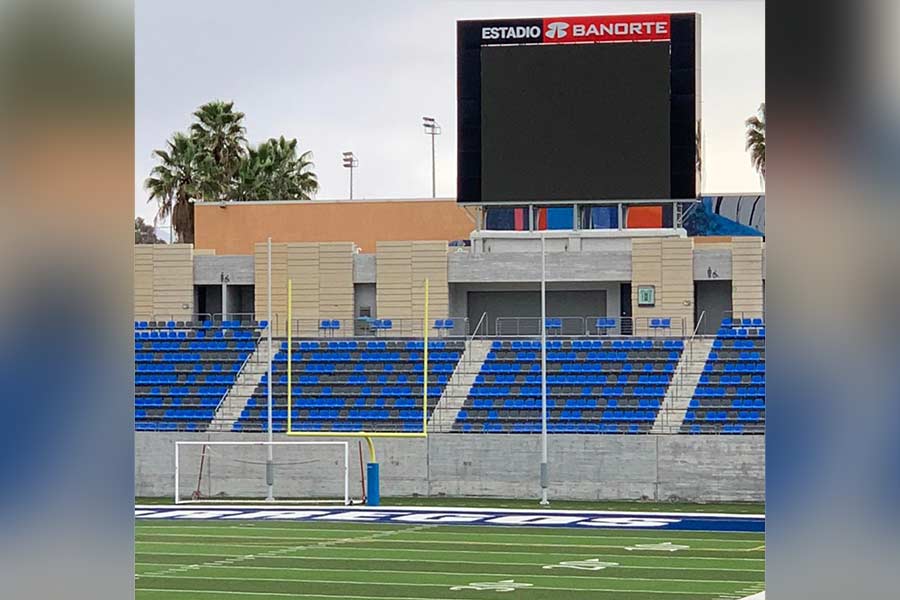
[457,13,701,204]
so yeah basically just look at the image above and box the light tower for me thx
[422,117,441,198]
[342,151,358,199]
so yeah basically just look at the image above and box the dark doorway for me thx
[694,280,732,334]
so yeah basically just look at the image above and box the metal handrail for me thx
[138,313,213,326]
[687,310,706,363]
[291,316,470,339]
[495,316,586,337]
[460,311,487,375]
[470,311,487,340]
[211,324,269,423]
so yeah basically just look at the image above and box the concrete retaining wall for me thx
[136,433,764,502]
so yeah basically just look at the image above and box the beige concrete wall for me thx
[631,238,695,336]
[134,246,155,320]
[306,242,354,336]
[376,241,449,335]
[254,242,355,336]
[732,237,765,318]
[133,244,194,321]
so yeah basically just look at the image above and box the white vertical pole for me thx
[174,442,180,504]
[266,237,274,501]
[431,132,436,198]
[344,442,350,505]
[540,233,549,505]
[221,273,228,322]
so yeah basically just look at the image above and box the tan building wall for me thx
[732,237,765,318]
[254,242,355,336]
[196,198,475,255]
[133,244,194,321]
[376,241,449,335]
[631,238,695,336]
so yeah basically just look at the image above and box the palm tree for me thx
[190,100,247,199]
[134,217,166,244]
[144,133,205,243]
[745,102,765,182]
[232,136,318,201]
[146,101,319,240]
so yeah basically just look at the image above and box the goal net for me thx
[174,441,355,505]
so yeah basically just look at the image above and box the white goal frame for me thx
[174,440,350,505]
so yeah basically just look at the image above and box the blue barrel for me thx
[366,462,380,506]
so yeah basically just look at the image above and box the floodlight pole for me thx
[266,237,274,501]
[343,152,358,200]
[540,233,549,505]
[423,117,441,198]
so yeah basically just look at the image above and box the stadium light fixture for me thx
[422,117,441,198]
[342,151,359,199]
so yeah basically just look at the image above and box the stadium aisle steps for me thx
[429,339,493,432]
[650,337,715,434]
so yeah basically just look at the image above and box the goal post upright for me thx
[284,277,431,507]
[266,237,274,501]
[423,277,429,436]
[287,278,292,435]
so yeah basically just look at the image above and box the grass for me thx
[135,518,765,599]
[136,496,765,514]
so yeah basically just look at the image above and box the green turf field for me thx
[135,519,765,599]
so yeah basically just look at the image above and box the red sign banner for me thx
[541,14,671,44]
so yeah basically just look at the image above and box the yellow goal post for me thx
[285,278,431,460]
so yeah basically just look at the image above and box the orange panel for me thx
[194,199,477,255]
[626,206,663,229]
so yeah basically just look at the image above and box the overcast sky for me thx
[135,0,764,226]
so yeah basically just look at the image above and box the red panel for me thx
[626,206,663,229]
[536,208,547,230]
[514,208,525,231]
[542,14,670,44]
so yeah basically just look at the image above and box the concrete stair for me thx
[429,339,493,433]
[651,336,715,434]
[209,333,275,432]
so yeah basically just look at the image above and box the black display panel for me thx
[480,42,670,202]
[456,13,700,203]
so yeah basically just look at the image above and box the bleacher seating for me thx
[133,320,764,435]
[232,339,463,433]
[134,320,265,432]
[452,338,683,434]
[682,318,765,435]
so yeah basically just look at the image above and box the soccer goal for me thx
[174,441,355,505]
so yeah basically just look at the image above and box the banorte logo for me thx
[545,21,569,39]
[544,21,569,40]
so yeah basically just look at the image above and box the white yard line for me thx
[135,540,763,561]
[715,583,766,600]
[135,523,763,543]
[136,574,731,595]
[134,551,765,572]
[135,532,753,552]
[135,560,762,585]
